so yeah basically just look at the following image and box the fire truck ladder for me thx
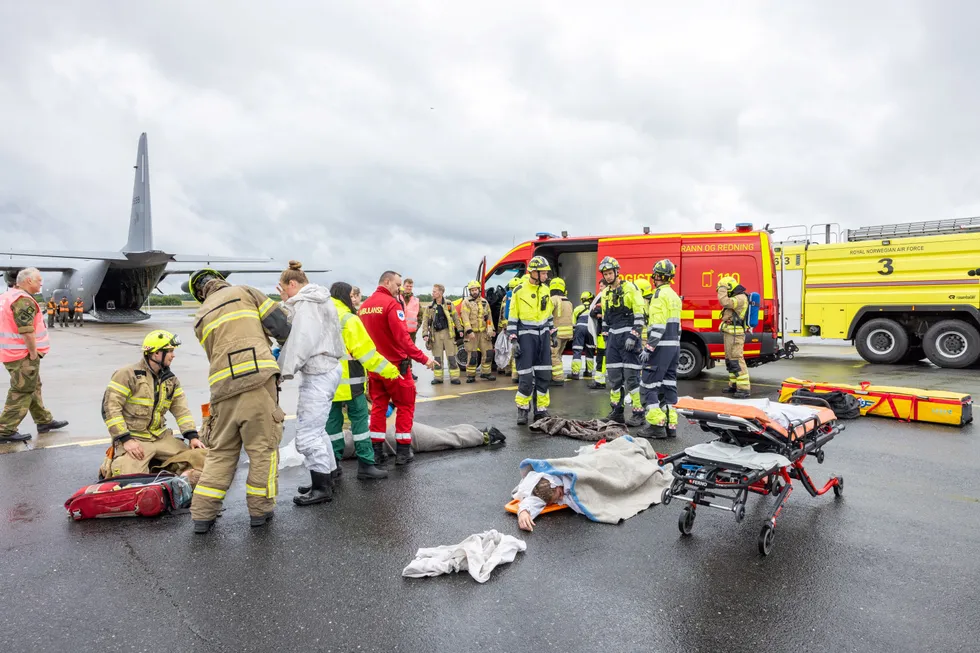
[846,216,980,242]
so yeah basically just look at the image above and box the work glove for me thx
[639,347,652,366]
[624,332,639,352]
[271,346,281,360]
[510,338,521,359]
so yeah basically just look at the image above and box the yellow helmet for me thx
[580,290,594,303]
[633,277,653,298]
[142,329,181,354]
[549,277,566,293]
[527,256,551,272]
[466,280,481,291]
[718,276,738,294]
[184,268,226,303]
[507,277,522,290]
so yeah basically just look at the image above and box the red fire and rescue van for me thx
[478,225,797,379]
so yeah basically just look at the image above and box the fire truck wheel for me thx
[923,320,980,369]
[855,318,908,364]
[677,342,704,380]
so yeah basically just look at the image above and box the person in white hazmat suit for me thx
[276,261,346,507]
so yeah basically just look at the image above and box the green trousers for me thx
[326,394,374,464]
[1,357,53,436]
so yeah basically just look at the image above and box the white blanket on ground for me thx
[517,436,673,524]
[402,530,527,583]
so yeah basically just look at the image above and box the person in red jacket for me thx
[359,270,436,466]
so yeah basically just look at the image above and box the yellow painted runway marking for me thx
[458,386,518,395]
[45,438,111,449]
[417,395,461,403]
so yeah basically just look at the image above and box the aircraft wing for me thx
[0,261,76,273]
[160,264,329,280]
[170,254,277,263]
[0,249,128,261]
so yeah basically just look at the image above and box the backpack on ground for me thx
[65,472,193,520]
[790,388,862,420]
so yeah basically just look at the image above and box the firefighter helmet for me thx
[652,259,676,281]
[507,277,522,290]
[549,277,566,293]
[142,330,181,354]
[527,256,551,272]
[598,256,620,273]
[718,276,738,294]
[633,277,653,298]
[183,268,226,303]
[580,290,595,303]
[466,280,481,291]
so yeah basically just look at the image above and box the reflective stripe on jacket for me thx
[646,285,683,349]
[600,281,645,332]
[718,290,749,335]
[551,295,575,339]
[334,297,398,402]
[0,289,50,363]
[506,282,554,338]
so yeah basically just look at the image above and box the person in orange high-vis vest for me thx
[73,298,84,327]
[0,268,68,443]
[58,297,70,328]
[45,299,56,329]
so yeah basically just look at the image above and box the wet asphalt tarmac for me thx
[1,320,978,652]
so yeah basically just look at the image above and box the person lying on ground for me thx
[98,330,203,479]
[515,472,582,532]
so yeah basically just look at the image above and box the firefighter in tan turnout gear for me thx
[548,278,574,385]
[181,268,292,534]
[461,280,496,383]
[99,330,203,478]
[422,284,464,385]
[717,276,751,398]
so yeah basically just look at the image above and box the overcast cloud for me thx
[2,1,979,293]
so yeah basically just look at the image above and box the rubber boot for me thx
[36,419,69,433]
[605,404,625,424]
[293,471,333,506]
[625,410,645,427]
[550,379,565,387]
[357,459,388,479]
[734,390,750,399]
[667,425,677,439]
[636,423,668,439]
[373,441,388,470]
[533,410,549,422]
[723,385,737,395]
[517,408,529,425]
[484,426,506,445]
[570,373,580,381]
[480,373,497,381]
[450,379,461,385]
[587,380,606,390]
[395,442,414,466]
[583,370,593,378]
[431,378,442,385]
[193,519,215,534]
[250,512,274,527]
[332,466,343,481]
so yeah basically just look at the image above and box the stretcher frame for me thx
[659,396,844,556]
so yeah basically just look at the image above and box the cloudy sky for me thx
[2,1,979,294]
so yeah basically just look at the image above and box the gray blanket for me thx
[518,436,672,524]
[529,416,628,442]
[337,423,487,459]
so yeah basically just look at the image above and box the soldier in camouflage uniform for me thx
[0,268,68,443]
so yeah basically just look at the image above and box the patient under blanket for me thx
[529,416,628,442]
[514,436,672,525]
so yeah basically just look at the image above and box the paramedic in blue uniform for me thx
[597,257,645,426]
[637,260,683,439]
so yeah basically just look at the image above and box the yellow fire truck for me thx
[774,217,980,368]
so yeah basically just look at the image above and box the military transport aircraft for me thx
[1,133,322,323]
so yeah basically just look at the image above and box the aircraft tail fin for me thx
[124,133,152,253]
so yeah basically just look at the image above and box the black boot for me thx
[193,519,215,534]
[484,426,506,445]
[605,404,625,424]
[625,410,645,427]
[550,379,565,387]
[587,380,606,390]
[570,373,580,381]
[517,408,529,426]
[332,466,343,481]
[395,442,414,466]
[373,441,388,470]
[733,390,751,399]
[431,378,443,385]
[0,432,32,443]
[357,459,388,480]
[533,410,549,423]
[293,471,333,506]
[636,423,668,439]
[583,370,593,378]
[667,425,678,438]
[480,373,497,381]
[466,376,476,383]
[450,378,461,385]
[723,385,737,395]
[36,419,69,433]
[250,512,274,527]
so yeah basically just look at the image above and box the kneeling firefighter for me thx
[182,268,292,534]
[717,276,751,398]
[598,257,646,426]
[637,259,683,439]
[508,256,555,425]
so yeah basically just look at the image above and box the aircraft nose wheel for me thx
[678,505,696,536]
[758,524,776,556]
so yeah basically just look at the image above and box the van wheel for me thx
[677,342,704,380]
[923,320,980,369]
[855,318,909,364]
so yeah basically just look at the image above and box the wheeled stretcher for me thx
[659,396,844,555]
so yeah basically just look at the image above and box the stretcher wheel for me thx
[833,476,844,498]
[678,506,695,536]
[734,503,746,524]
[815,450,825,465]
[758,524,775,556]
[661,488,672,506]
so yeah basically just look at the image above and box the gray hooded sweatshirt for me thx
[278,284,345,379]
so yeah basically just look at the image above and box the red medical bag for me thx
[65,472,192,520]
